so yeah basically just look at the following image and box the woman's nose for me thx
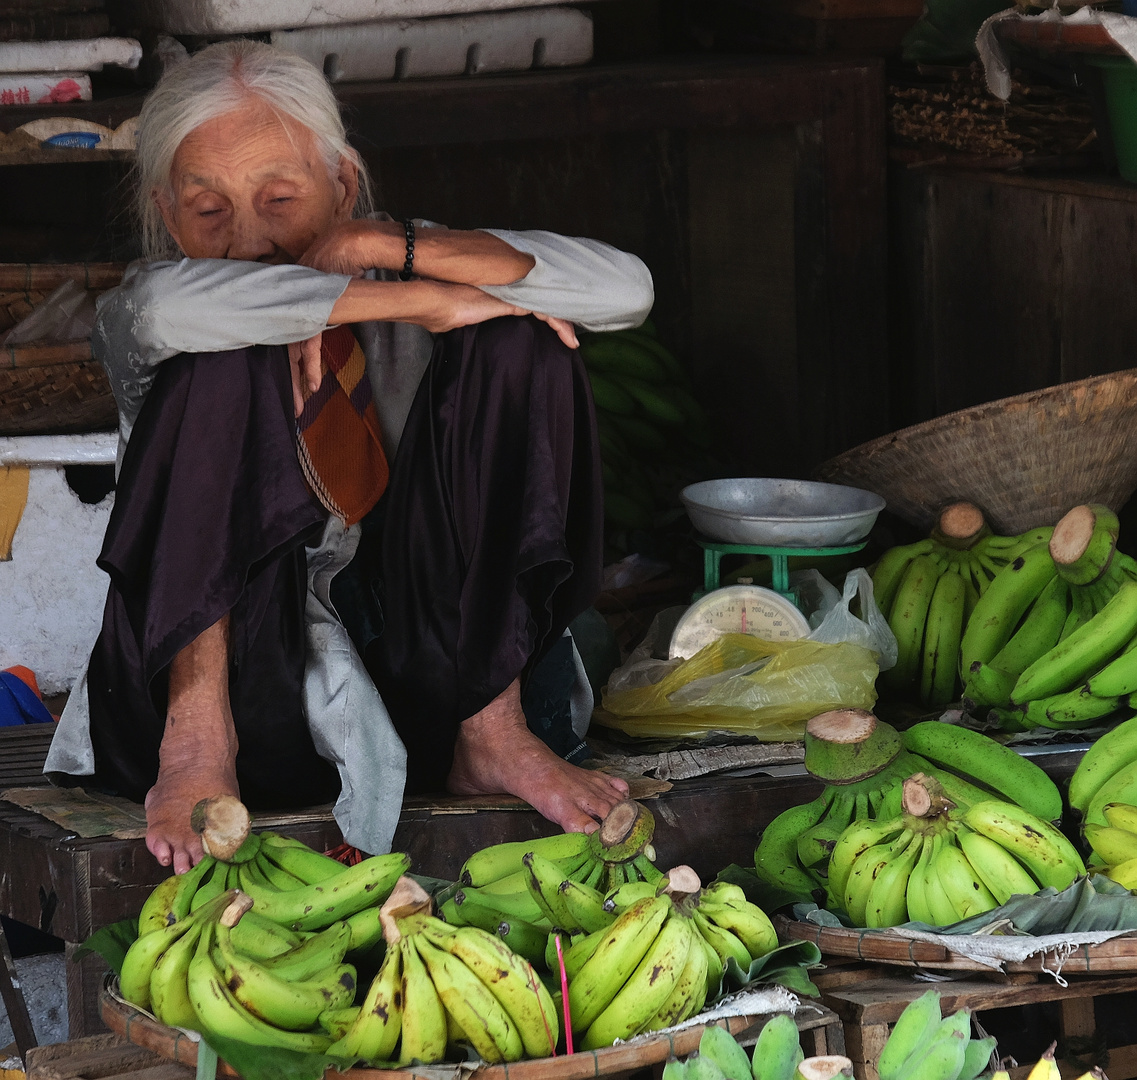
[226,208,275,261]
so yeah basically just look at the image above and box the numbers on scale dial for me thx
[669,584,811,660]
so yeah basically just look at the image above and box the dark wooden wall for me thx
[1,58,889,479]
[890,166,1137,432]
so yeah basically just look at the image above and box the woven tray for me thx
[776,915,1137,974]
[814,368,1137,535]
[100,984,795,1080]
[0,262,124,437]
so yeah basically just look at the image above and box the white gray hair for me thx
[133,38,374,259]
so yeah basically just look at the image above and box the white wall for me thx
[0,434,116,695]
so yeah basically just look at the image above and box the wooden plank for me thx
[27,1036,167,1080]
[823,974,1137,1026]
[0,916,36,1059]
[1060,995,1095,1039]
[686,126,799,476]
[65,943,108,1039]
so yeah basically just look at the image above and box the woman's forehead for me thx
[172,97,322,182]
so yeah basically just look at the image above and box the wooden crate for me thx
[0,725,55,789]
[816,966,1137,1080]
[26,1033,192,1080]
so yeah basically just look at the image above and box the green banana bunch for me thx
[457,799,663,899]
[752,1013,805,1080]
[1068,714,1137,825]
[872,503,1053,707]
[664,1023,848,1080]
[826,774,1083,928]
[233,850,409,931]
[521,851,614,934]
[184,899,335,1054]
[579,321,719,543]
[962,505,1137,730]
[120,888,240,1011]
[691,882,778,973]
[212,914,356,1031]
[875,991,997,1080]
[755,712,1063,894]
[1076,800,1137,887]
[330,906,559,1066]
[567,894,678,1042]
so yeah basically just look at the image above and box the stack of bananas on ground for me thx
[661,1017,811,1080]
[962,504,1137,731]
[830,773,1083,928]
[872,501,1053,707]
[579,322,714,537]
[873,990,996,1080]
[1069,713,1137,827]
[441,799,663,961]
[328,876,559,1066]
[754,710,1062,899]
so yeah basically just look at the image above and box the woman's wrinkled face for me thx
[156,95,358,263]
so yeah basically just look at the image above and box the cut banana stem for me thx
[662,865,702,900]
[594,800,655,862]
[794,1056,854,1080]
[934,501,987,547]
[190,794,252,862]
[803,711,902,783]
[900,774,954,820]
[1050,504,1120,586]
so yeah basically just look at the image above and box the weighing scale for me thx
[666,537,870,661]
[667,477,881,661]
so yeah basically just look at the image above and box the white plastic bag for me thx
[797,567,897,671]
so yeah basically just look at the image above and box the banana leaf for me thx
[197,1034,347,1080]
[715,939,822,1001]
[794,875,1137,936]
[73,916,139,976]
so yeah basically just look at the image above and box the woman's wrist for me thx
[330,276,441,326]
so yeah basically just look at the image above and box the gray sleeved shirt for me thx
[46,225,653,855]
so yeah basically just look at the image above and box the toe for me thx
[172,846,193,875]
[148,834,173,868]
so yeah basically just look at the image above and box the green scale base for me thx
[698,538,869,604]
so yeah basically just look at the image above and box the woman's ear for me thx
[334,156,360,221]
[153,187,186,253]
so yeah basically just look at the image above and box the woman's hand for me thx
[300,219,403,277]
[288,333,323,417]
[418,282,579,349]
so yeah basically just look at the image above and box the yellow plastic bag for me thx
[596,632,878,740]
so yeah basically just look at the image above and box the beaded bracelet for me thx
[399,219,415,281]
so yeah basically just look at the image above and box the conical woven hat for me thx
[815,369,1137,535]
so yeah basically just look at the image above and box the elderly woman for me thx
[44,40,653,872]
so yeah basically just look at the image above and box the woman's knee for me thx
[459,315,576,389]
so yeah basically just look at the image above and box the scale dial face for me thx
[668,584,811,660]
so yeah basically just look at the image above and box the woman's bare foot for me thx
[446,680,629,833]
[146,615,240,874]
[145,745,239,873]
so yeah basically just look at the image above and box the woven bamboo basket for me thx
[814,369,1137,535]
[99,981,814,1080]
[0,262,124,436]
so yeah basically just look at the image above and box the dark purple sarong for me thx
[85,316,602,806]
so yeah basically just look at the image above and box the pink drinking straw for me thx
[554,933,574,1054]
